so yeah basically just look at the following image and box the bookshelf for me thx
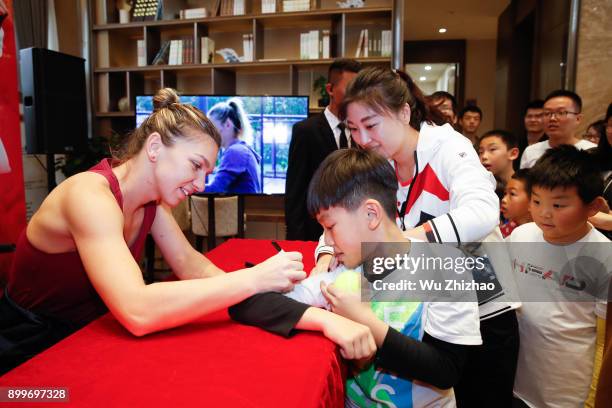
[89,0,399,138]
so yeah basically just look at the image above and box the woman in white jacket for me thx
[314,67,499,262]
[312,67,518,408]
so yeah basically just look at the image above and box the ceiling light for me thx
[424,65,432,71]
[438,28,447,33]
[419,76,426,81]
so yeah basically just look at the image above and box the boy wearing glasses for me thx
[520,90,596,169]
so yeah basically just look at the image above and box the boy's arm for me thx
[228,292,309,337]
[229,268,342,336]
[376,329,470,390]
[228,292,376,359]
[585,317,606,408]
[321,283,474,390]
[338,303,469,389]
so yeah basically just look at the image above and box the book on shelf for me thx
[179,7,208,19]
[211,0,221,16]
[167,38,194,65]
[168,40,176,65]
[381,30,392,57]
[210,0,251,16]
[242,34,254,62]
[173,40,181,65]
[175,40,181,65]
[201,37,216,64]
[300,30,326,60]
[321,29,330,59]
[183,38,193,64]
[219,0,234,16]
[355,29,369,57]
[300,33,307,59]
[137,40,146,66]
[357,30,392,58]
[233,0,245,15]
[261,0,277,13]
[310,30,319,60]
[283,0,309,12]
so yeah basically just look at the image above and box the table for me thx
[0,239,346,407]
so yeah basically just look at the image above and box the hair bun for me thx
[153,88,180,112]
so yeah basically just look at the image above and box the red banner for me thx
[0,0,26,281]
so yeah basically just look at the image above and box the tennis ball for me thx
[333,270,361,295]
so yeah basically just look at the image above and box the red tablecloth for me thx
[0,239,345,407]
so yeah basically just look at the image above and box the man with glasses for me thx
[520,90,596,169]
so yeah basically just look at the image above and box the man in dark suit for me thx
[285,59,361,241]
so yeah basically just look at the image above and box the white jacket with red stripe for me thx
[315,122,499,258]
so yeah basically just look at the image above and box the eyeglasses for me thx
[542,110,580,119]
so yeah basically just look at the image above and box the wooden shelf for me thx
[92,7,392,31]
[94,57,390,73]
[96,111,135,117]
[90,0,396,139]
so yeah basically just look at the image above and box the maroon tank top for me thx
[7,159,157,326]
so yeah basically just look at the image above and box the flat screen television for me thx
[135,95,309,195]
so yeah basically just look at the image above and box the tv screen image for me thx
[136,95,309,195]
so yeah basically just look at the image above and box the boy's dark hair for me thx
[511,168,530,184]
[307,149,398,219]
[430,91,458,114]
[524,99,544,115]
[459,105,483,120]
[479,129,518,149]
[527,145,603,204]
[328,58,362,86]
[544,90,582,112]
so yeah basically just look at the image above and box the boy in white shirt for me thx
[235,148,482,407]
[508,145,610,407]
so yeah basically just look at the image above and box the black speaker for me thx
[20,48,87,154]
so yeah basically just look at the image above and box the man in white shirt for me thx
[520,90,596,169]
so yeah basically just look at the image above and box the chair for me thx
[144,200,191,283]
[190,195,245,252]
[171,199,191,232]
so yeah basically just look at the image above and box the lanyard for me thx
[397,151,419,231]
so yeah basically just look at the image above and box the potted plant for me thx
[313,75,329,107]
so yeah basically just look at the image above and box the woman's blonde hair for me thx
[113,88,221,163]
